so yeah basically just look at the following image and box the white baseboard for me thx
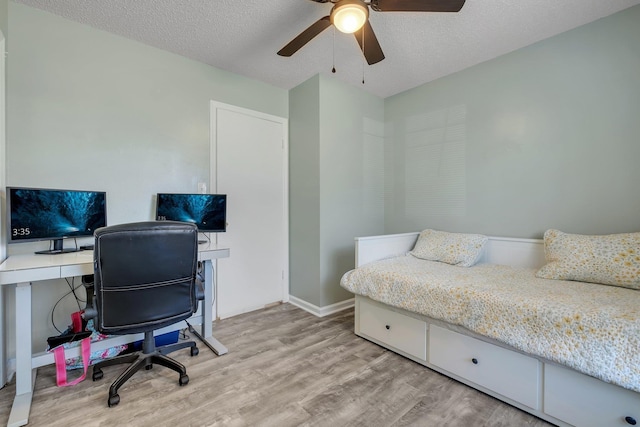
[288,295,354,317]
[218,302,280,320]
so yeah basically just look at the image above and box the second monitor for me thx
[156,193,227,233]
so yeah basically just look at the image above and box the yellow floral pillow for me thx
[409,229,488,267]
[535,229,640,289]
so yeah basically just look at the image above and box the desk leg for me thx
[8,282,35,427]
[199,260,227,356]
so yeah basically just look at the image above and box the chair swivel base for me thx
[92,337,199,407]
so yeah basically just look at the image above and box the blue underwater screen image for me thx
[156,194,226,232]
[9,188,107,241]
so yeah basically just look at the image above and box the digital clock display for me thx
[12,227,31,237]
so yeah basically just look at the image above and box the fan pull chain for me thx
[361,26,365,84]
[332,27,336,73]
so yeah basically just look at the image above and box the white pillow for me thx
[535,229,640,290]
[409,229,488,267]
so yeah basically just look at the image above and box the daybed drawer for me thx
[544,364,640,427]
[358,299,427,361]
[429,325,539,409]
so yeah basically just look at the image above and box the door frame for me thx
[209,101,290,317]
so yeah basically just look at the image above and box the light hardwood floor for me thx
[0,304,554,426]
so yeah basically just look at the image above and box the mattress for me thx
[340,255,640,392]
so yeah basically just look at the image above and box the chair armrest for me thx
[193,265,205,312]
[81,274,98,320]
[194,276,205,301]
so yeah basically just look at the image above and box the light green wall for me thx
[384,4,640,239]
[0,0,6,385]
[289,75,321,305]
[0,0,7,39]
[4,1,640,338]
[6,2,287,353]
[289,74,384,307]
[318,75,384,306]
[8,3,287,230]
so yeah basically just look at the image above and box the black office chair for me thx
[89,221,201,407]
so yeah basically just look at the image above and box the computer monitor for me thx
[156,193,227,233]
[7,187,107,254]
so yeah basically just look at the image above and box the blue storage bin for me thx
[132,330,180,351]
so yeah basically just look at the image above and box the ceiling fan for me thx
[277,0,466,65]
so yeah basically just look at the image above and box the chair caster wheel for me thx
[108,394,120,407]
[92,368,103,381]
[145,364,153,370]
[191,347,199,356]
[179,374,189,386]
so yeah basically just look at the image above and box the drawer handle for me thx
[471,358,478,365]
[626,416,637,425]
[385,324,391,330]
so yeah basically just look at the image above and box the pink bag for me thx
[52,337,91,387]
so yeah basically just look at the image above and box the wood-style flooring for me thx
[0,304,553,426]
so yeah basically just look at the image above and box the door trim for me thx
[209,101,290,317]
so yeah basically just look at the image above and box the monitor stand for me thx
[198,232,209,245]
[35,238,80,255]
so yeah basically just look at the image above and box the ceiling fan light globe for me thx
[336,13,362,33]
[331,1,368,34]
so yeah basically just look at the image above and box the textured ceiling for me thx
[14,0,640,98]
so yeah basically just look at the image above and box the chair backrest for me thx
[94,221,199,335]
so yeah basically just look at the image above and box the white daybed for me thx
[341,232,640,427]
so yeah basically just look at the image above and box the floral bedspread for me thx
[340,255,640,392]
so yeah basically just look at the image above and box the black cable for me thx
[51,278,87,333]
[50,287,78,333]
[65,277,84,311]
[179,328,190,340]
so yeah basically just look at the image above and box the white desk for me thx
[0,243,229,427]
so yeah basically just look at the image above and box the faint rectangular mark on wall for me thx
[404,105,466,218]
[362,117,385,218]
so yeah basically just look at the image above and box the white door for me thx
[210,102,288,319]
